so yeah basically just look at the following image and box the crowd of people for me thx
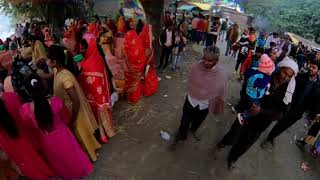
[168,13,320,170]
[0,11,160,179]
[1,9,320,179]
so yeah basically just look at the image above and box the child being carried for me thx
[238,54,275,125]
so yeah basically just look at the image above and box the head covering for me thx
[258,54,275,75]
[278,57,299,105]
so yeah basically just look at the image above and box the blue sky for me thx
[0,13,14,40]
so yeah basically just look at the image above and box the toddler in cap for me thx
[238,54,275,124]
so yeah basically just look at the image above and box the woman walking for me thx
[20,74,93,178]
[0,92,54,179]
[78,32,115,142]
[48,45,102,161]
[123,18,147,103]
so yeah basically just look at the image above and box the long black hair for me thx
[136,19,144,35]
[47,45,80,76]
[0,99,19,138]
[24,74,53,131]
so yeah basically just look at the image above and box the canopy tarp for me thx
[286,32,320,50]
[188,2,212,11]
[178,5,196,11]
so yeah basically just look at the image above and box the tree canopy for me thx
[0,0,89,27]
[243,0,320,44]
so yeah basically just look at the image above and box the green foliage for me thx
[0,0,89,27]
[243,0,320,43]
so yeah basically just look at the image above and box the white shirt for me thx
[265,35,280,49]
[187,95,209,110]
[165,29,173,46]
[15,27,22,38]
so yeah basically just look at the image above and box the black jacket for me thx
[291,73,320,111]
[290,73,320,117]
[160,28,175,47]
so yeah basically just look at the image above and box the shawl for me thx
[187,62,227,114]
[278,57,299,105]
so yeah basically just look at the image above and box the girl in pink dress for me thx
[20,74,93,179]
[0,92,54,179]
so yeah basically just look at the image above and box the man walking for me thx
[225,24,239,56]
[219,18,228,42]
[261,60,320,149]
[158,22,174,70]
[170,46,226,149]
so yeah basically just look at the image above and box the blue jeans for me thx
[225,41,231,56]
[172,53,183,70]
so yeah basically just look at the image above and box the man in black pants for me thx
[170,46,226,150]
[158,23,174,70]
[261,60,320,149]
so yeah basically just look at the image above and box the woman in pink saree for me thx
[0,92,54,179]
[20,74,93,178]
[78,33,115,142]
[123,19,147,104]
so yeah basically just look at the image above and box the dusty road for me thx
[88,41,320,180]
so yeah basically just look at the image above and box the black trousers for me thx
[159,45,173,69]
[206,34,213,47]
[175,97,209,141]
[234,81,250,113]
[266,110,304,142]
[219,118,243,146]
[227,115,273,163]
[307,120,320,137]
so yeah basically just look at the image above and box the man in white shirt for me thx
[158,23,174,70]
[265,32,280,50]
[206,16,221,47]
[15,24,23,48]
[170,46,227,150]
[277,35,292,58]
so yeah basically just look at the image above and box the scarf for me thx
[278,57,299,105]
[187,62,227,114]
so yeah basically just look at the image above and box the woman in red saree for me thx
[78,33,115,143]
[123,19,147,104]
[139,23,159,97]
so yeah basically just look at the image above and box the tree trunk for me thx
[140,0,164,62]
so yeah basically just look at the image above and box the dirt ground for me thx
[88,40,320,180]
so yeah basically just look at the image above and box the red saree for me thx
[140,24,159,97]
[88,23,99,37]
[79,33,115,139]
[124,30,147,104]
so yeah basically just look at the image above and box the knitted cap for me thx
[258,54,275,75]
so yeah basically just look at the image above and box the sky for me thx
[0,13,14,40]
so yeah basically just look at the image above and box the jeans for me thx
[219,30,226,40]
[172,53,183,70]
[225,41,231,56]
